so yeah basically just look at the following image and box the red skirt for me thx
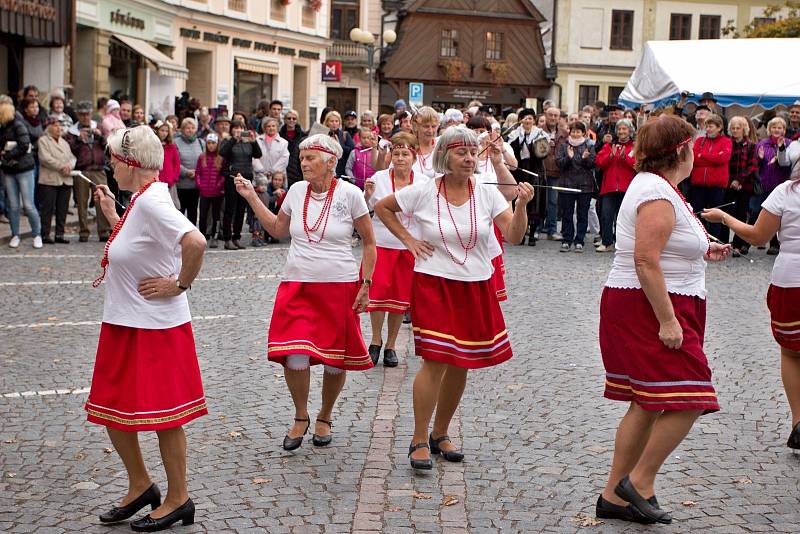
[767,285,800,351]
[490,224,507,301]
[367,247,415,313]
[85,322,208,431]
[599,288,719,413]
[268,281,372,370]
[411,273,512,369]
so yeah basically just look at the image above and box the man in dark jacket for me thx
[219,120,263,249]
[67,101,110,241]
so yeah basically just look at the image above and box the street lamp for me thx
[350,28,397,112]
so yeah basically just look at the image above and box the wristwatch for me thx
[361,279,372,287]
[176,279,191,292]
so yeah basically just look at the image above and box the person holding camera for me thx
[67,101,111,242]
[219,120,262,249]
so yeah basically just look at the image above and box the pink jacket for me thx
[195,153,225,198]
[159,143,181,186]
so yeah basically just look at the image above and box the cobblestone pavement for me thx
[1,236,799,533]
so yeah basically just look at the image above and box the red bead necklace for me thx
[390,169,414,227]
[654,173,711,255]
[92,180,157,288]
[437,177,478,265]
[303,177,337,243]
[417,139,434,172]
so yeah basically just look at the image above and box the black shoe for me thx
[429,434,464,462]
[79,235,89,243]
[383,349,398,367]
[739,246,749,256]
[595,494,656,524]
[732,248,741,258]
[55,236,70,244]
[312,418,333,447]
[99,483,161,524]
[767,246,780,255]
[614,476,672,524]
[130,499,195,532]
[368,344,382,365]
[282,418,310,451]
[42,236,55,244]
[408,442,433,470]
[787,422,800,449]
[527,235,536,246]
[99,235,109,243]
[402,312,411,324]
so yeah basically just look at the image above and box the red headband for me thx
[304,144,338,157]
[392,144,417,154]
[446,141,478,150]
[659,136,692,155]
[111,152,143,168]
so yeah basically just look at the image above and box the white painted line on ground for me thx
[0,254,97,259]
[0,274,279,287]
[3,386,91,399]
[0,314,237,329]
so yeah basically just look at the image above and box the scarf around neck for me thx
[567,136,586,147]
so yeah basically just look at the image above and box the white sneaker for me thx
[9,235,20,248]
[547,232,563,241]
[596,244,615,253]
[32,235,43,249]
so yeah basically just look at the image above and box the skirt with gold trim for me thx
[767,284,800,351]
[410,272,512,369]
[268,281,372,371]
[85,322,208,431]
[366,246,415,313]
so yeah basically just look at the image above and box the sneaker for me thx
[209,238,218,249]
[574,244,584,253]
[595,244,615,253]
[548,232,563,241]
[9,235,20,248]
[593,236,602,245]
[33,235,43,249]
[560,242,571,252]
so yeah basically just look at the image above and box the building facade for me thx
[551,0,790,112]
[382,0,550,113]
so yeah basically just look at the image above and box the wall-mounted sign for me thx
[204,32,230,44]
[0,0,57,21]
[233,38,252,49]
[278,46,296,56]
[322,61,341,82]
[180,28,201,39]
[255,42,276,52]
[299,50,320,60]
[110,9,145,30]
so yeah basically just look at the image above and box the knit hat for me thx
[106,99,120,112]
[394,99,407,110]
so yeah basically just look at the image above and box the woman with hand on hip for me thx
[374,126,533,471]
[596,115,730,526]
[703,170,800,449]
[236,133,376,450]
[85,126,208,532]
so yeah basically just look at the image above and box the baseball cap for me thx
[76,101,93,114]
[206,133,219,143]
[344,110,357,118]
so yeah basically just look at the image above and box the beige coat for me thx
[38,134,77,187]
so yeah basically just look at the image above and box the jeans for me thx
[543,176,559,234]
[39,184,72,238]
[3,169,41,237]
[177,188,199,226]
[600,192,625,246]
[689,185,726,239]
[559,192,592,245]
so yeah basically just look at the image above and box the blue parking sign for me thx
[409,82,424,105]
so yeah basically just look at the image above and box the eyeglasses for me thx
[285,117,297,121]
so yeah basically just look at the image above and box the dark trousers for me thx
[199,195,223,238]
[39,184,71,238]
[600,192,625,246]
[719,187,752,248]
[559,192,592,245]
[689,185,726,239]
[177,188,200,226]
[222,176,249,241]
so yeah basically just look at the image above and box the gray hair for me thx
[299,133,343,162]
[616,118,636,136]
[107,126,164,171]
[432,125,479,174]
[262,116,280,128]
[180,117,197,129]
[442,108,463,125]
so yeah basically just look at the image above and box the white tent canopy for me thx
[619,38,800,109]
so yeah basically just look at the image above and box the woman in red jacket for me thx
[689,114,732,239]
[154,121,181,208]
[595,118,636,252]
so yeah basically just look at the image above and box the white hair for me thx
[442,108,463,125]
[262,116,280,127]
[432,125,478,174]
[180,117,197,129]
[107,126,164,171]
[299,133,343,162]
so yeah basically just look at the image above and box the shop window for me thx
[302,6,316,28]
[235,70,273,114]
[331,0,360,41]
[699,15,721,39]
[610,10,633,50]
[109,39,139,103]
[485,32,503,61]
[271,0,286,22]
[578,85,599,110]
[440,29,458,57]
[608,86,624,106]
[228,0,247,12]
[669,14,691,40]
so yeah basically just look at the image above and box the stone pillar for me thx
[95,31,112,101]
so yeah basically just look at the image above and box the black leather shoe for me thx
[282,418,310,451]
[42,236,55,244]
[408,442,433,470]
[99,483,161,524]
[368,344,382,365]
[787,422,800,449]
[429,434,464,462]
[383,349,398,367]
[595,494,656,524]
[527,236,536,246]
[312,418,333,447]
[55,236,70,244]
[614,476,672,524]
[130,498,195,532]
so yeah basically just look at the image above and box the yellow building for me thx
[551,0,789,111]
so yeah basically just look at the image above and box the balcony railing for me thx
[228,0,247,12]
[326,40,369,65]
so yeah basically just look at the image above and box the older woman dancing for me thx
[374,126,533,471]
[236,133,376,450]
[85,126,208,532]
[596,115,730,525]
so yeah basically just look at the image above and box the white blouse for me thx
[605,172,709,298]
